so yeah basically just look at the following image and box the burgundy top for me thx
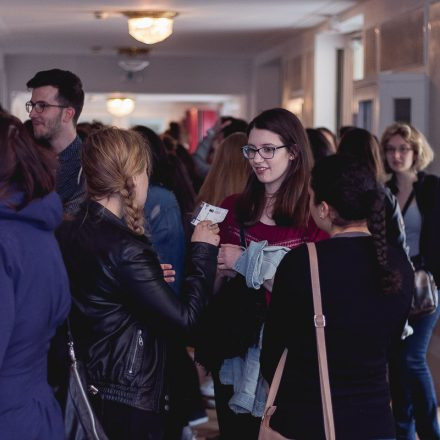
[220,194,328,248]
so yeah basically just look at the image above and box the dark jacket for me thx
[387,172,440,284]
[56,200,218,413]
[261,237,414,439]
[384,185,407,250]
[0,192,70,440]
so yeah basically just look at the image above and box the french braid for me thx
[120,176,145,235]
[82,127,150,236]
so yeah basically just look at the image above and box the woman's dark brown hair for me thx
[236,108,313,227]
[0,114,56,208]
[338,128,385,182]
[311,155,401,294]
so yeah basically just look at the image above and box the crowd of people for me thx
[0,68,439,440]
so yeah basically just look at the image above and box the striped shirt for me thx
[56,135,85,215]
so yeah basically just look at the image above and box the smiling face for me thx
[384,134,415,174]
[247,127,294,194]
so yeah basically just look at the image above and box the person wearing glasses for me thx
[381,123,440,440]
[196,108,327,439]
[26,69,85,215]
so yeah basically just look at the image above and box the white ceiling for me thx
[0,0,361,58]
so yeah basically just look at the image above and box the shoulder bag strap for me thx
[401,190,415,217]
[306,242,336,440]
[263,348,288,410]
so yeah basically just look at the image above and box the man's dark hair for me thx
[26,69,84,124]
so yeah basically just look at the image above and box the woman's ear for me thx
[319,201,330,220]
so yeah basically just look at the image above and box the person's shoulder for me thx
[305,218,329,242]
[220,193,240,209]
[418,172,440,189]
[147,185,179,208]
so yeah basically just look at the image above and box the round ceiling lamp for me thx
[106,97,135,117]
[123,11,178,45]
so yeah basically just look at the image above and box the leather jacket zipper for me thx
[128,329,143,374]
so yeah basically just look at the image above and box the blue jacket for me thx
[0,192,71,440]
[144,185,186,294]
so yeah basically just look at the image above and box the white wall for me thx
[254,59,282,115]
[5,53,253,112]
[0,53,7,109]
[313,32,345,132]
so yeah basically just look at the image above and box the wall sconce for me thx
[123,11,178,45]
[106,97,135,117]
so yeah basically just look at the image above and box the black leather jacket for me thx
[56,201,218,412]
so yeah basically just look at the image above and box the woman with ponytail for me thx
[56,127,220,440]
[261,155,414,440]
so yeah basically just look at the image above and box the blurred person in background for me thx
[338,127,407,250]
[316,126,338,153]
[306,128,335,163]
[381,122,440,440]
[196,132,251,208]
[193,116,248,181]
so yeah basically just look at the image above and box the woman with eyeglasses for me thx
[381,122,440,440]
[196,108,327,439]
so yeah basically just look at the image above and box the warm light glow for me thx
[106,97,135,117]
[128,16,174,44]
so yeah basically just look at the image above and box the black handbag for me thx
[410,257,438,318]
[401,192,439,318]
[63,320,108,440]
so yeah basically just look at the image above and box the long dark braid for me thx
[311,155,402,295]
[367,189,401,294]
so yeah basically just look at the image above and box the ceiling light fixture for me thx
[106,97,135,117]
[123,11,178,45]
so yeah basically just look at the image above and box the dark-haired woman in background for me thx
[306,127,335,162]
[381,122,440,440]
[201,108,326,438]
[338,127,407,249]
[0,114,70,439]
[261,155,414,440]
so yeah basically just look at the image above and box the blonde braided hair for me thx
[82,127,151,235]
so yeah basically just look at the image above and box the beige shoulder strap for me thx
[306,242,336,440]
[264,348,287,410]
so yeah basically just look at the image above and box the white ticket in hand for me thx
[191,202,228,226]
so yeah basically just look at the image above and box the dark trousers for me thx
[213,371,261,440]
[389,305,440,440]
[92,398,165,440]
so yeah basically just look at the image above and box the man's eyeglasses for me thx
[241,144,288,160]
[25,101,68,114]
[384,146,413,155]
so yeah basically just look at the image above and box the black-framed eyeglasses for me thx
[241,144,288,159]
[25,100,68,114]
[384,146,413,155]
